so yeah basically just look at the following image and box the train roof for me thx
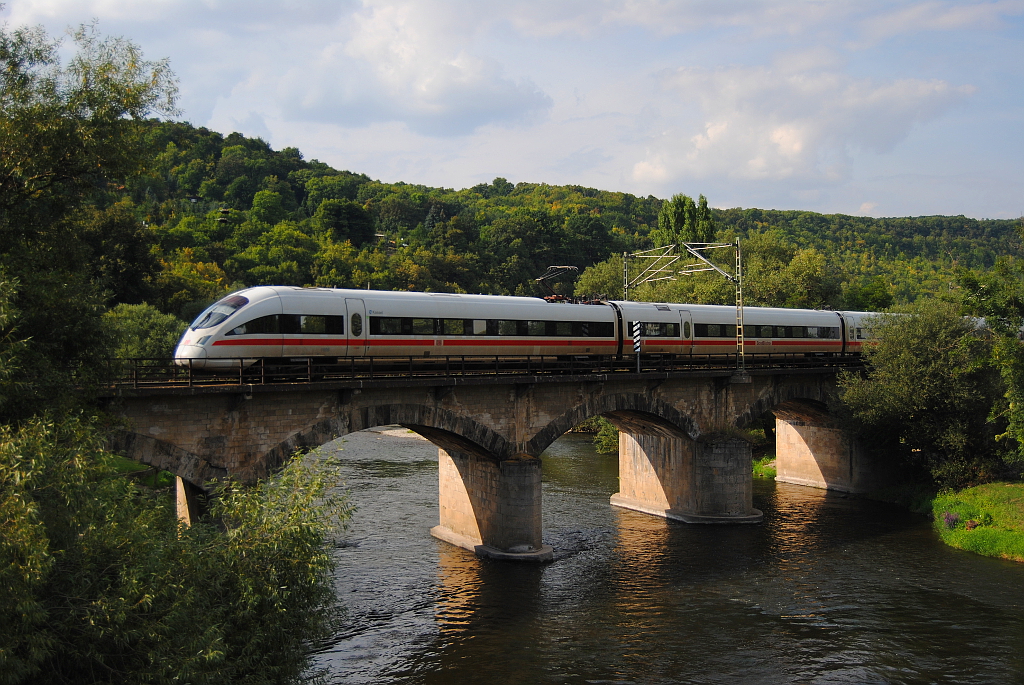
[227,287,880,318]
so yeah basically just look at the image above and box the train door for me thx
[345,298,367,357]
[679,310,693,356]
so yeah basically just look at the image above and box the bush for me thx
[593,418,619,454]
[102,303,187,359]
[837,298,1009,488]
[0,415,350,684]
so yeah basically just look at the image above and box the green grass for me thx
[752,456,776,479]
[104,454,175,489]
[933,482,1024,562]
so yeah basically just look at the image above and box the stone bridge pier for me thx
[105,368,877,562]
[771,399,894,493]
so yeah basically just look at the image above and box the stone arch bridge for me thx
[103,367,890,561]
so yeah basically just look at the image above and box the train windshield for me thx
[190,294,249,330]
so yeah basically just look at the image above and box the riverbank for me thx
[932,482,1024,562]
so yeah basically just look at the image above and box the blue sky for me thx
[5,1,1023,218]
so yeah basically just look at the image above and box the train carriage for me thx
[175,286,877,369]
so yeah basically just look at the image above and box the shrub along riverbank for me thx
[932,483,1024,562]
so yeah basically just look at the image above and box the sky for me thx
[4,1,1023,218]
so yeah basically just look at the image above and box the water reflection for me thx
[315,430,1024,684]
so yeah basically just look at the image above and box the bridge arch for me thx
[241,402,513,482]
[525,393,699,457]
[113,401,512,486]
[108,431,228,486]
[733,381,836,431]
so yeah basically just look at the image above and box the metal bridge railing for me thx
[105,354,865,390]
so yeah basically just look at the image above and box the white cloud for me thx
[859,0,1024,42]
[632,64,974,186]
[2,0,1019,217]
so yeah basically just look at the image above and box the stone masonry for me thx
[105,367,873,559]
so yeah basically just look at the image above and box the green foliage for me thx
[77,201,159,304]
[0,414,350,684]
[102,303,186,359]
[956,257,1024,465]
[574,254,623,299]
[0,23,177,219]
[752,456,777,479]
[249,189,288,225]
[153,249,232,321]
[593,418,619,454]
[837,299,1009,488]
[312,199,374,246]
[0,20,177,419]
[932,483,1024,562]
[225,223,318,286]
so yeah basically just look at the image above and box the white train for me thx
[173,286,877,368]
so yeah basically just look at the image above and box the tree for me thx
[0,23,177,221]
[0,20,177,418]
[694,194,716,243]
[574,254,624,299]
[564,213,613,265]
[78,201,159,305]
[249,189,287,225]
[312,199,375,246]
[652,193,714,247]
[957,257,1024,466]
[837,299,1008,487]
[225,223,318,286]
[0,414,350,684]
[781,248,840,309]
[102,303,186,359]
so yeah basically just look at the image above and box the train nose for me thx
[174,344,208,367]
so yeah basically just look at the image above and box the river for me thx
[313,428,1024,684]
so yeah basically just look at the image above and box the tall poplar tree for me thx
[653,193,715,246]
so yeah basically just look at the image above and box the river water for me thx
[313,429,1024,684]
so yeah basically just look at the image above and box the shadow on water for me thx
[316,431,1024,685]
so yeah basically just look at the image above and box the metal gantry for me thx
[623,240,745,370]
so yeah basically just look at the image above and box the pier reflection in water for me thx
[314,429,1024,684]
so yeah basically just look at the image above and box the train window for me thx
[589,321,614,337]
[856,328,865,340]
[791,326,807,338]
[528,321,546,336]
[696,323,737,338]
[190,294,249,330]
[443,319,466,335]
[806,326,839,339]
[555,321,572,336]
[473,320,488,335]
[411,318,435,335]
[301,316,326,334]
[774,326,788,338]
[279,314,301,335]
[638,322,679,337]
[683,321,690,338]
[572,321,589,337]
[226,314,278,335]
[325,316,345,335]
[370,317,404,335]
[498,320,518,336]
[757,325,772,338]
